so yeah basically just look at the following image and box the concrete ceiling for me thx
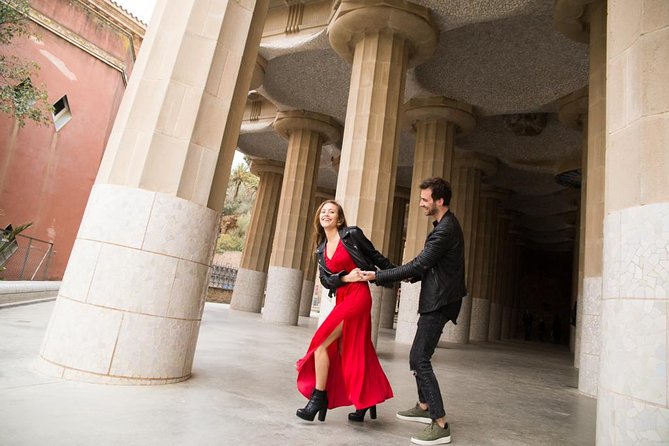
[237,0,589,251]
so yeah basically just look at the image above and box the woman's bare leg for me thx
[313,322,343,390]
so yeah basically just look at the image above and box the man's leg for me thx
[410,310,450,421]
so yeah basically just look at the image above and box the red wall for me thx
[0,1,141,279]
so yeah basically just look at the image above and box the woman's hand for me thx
[361,270,376,281]
[343,268,364,282]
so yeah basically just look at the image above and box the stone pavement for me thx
[0,301,595,445]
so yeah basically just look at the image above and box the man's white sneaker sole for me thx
[410,434,452,445]
[396,413,432,424]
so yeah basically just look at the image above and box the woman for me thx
[295,200,394,423]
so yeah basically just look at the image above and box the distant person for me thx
[362,177,465,445]
[295,200,394,423]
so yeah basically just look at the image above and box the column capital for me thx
[250,55,268,90]
[248,157,284,176]
[553,0,602,43]
[558,86,588,130]
[454,149,497,178]
[480,184,511,201]
[403,96,476,136]
[273,110,343,145]
[328,0,439,67]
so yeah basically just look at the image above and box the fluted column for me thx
[394,97,475,344]
[230,159,284,313]
[488,211,510,341]
[442,150,496,344]
[37,0,270,384]
[299,188,334,317]
[597,1,669,443]
[328,0,438,344]
[263,111,342,325]
[469,185,501,342]
[380,189,409,329]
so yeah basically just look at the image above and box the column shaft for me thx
[230,159,284,313]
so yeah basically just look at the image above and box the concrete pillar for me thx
[597,1,669,443]
[556,0,607,398]
[328,0,438,344]
[262,111,341,325]
[442,150,496,344]
[380,189,409,329]
[558,86,589,367]
[299,188,334,317]
[230,158,284,313]
[38,0,270,384]
[394,98,476,344]
[488,211,510,341]
[469,185,500,342]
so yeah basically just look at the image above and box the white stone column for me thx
[38,0,270,384]
[394,98,475,344]
[597,1,669,443]
[329,0,438,345]
[380,190,409,329]
[230,159,284,313]
[442,151,495,344]
[263,111,341,325]
[299,188,333,317]
[469,186,500,342]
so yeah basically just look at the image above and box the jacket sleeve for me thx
[375,219,454,286]
[351,227,395,270]
[317,257,346,294]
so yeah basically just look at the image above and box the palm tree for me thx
[229,162,257,200]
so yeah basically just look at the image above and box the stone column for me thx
[395,98,476,344]
[230,158,284,313]
[328,0,438,344]
[299,188,333,317]
[442,150,496,344]
[597,2,669,444]
[558,87,589,366]
[469,185,501,342]
[262,111,342,325]
[380,189,409,329]
[555,0,607,398]
[500,229,516,340]
[38,0,270,384]
[488,211,509,341]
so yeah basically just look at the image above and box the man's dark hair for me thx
[419,177,452,205]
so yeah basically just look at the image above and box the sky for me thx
[112,0,247,168]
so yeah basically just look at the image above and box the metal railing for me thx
[209,262,238,290]
[0,233,54,280]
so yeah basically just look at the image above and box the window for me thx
[52,95,72,131]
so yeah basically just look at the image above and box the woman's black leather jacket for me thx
[315,226,394,296]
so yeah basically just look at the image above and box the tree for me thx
[0,0,51,126]
[229,162,257,201]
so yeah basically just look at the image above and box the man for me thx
[361,177,466,445]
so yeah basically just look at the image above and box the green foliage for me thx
[0,0,52,126]
[215,157,259,253]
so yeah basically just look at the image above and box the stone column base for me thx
[370,285,383,346]
[299,279,315,317]
[262,266,303,325]
[501,306,512,339]
[38,184,217,384]
[230,268,267,313]
[441,296,471,344]
[395,282,420,345]
[380,286,398,329]
[469,297,491,342]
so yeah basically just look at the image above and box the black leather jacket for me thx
[375,211,466,313]
[316,226,394,296]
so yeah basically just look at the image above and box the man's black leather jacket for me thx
[316,226,394,296]
[375,211,466,313]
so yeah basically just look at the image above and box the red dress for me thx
[296,240,394,409]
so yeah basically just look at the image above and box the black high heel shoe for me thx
[296,389,328,422]
[348,405,377,422]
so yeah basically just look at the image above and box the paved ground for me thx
[0,301,596,445]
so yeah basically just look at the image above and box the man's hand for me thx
[361,270,376,281]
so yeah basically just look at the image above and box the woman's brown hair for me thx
[313,200,348,246]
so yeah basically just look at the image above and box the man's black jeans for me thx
[410,308,451,420]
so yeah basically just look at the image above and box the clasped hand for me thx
[344,268,376,282]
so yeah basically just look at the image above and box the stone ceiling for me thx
[237,0,590,251]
